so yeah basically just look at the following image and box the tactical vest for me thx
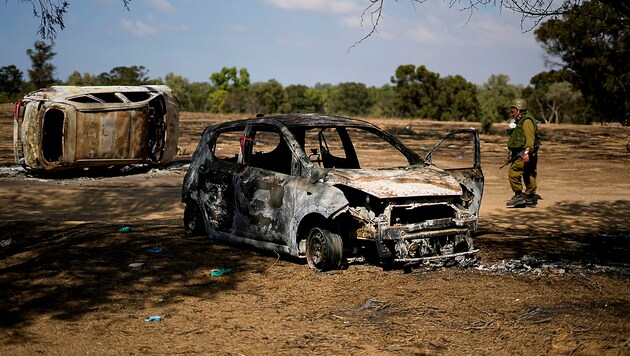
[507,112,538,151]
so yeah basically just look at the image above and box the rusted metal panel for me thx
[13,85,179,174]
[327,165,462,198]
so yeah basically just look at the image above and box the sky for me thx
[0,0,550,88]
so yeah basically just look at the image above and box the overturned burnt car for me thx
[13,85,179,174]
[182,114,483,271]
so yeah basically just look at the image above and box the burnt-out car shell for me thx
[182,114,483,271]
[13,85,179,174]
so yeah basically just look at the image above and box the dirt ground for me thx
[0,104,629,355]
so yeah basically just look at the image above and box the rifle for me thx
[500,149,525,169]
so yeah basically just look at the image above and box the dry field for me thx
[0,103,629,355]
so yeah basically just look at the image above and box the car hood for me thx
[325,165,462,199]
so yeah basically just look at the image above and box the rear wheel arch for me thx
[296,213,329,251]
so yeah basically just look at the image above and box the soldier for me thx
[506,98,540,207]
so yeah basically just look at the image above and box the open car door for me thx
[424,129,484,218]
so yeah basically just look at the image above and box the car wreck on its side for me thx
[182,114,484,271]
[13,85,179,174]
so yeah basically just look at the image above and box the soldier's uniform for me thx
[506,99,540,207]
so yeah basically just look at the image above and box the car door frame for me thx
[424,128,484,217]
[231,123,300,247]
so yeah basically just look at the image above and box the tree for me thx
[210,67,250,91]
[165,73,192,111]
[476,74,522,132]
[543,82,583,124]
[26,40,57,90]
[66,71,100,85]
[535,1,629,125]
[526,70,586,124]
[0,65,24,101]
[390,65,479,120]
[326,82,373,116]
[390,65,425,118]
[368,84,396,117]
[208,89,229,113]
[438,75,479,121]
[245,80,289,115]
[286,84,324,113]
[97,65,150,85]
[188,82,212,112]
[207,67,251,113]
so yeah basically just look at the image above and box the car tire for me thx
[306,227,344,272]
[184,202,205,236]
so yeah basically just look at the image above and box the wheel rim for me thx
[309,231,325,267]
[307,228,328,270]
[306,226,346,272]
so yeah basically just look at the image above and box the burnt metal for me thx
[182,114,484,271]
[13,85,179,174]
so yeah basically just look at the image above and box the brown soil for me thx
[1,104,629,355]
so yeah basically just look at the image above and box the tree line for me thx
[1,1,628,126]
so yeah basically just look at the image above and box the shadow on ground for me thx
[0,222,284,330]
[476,200,630,266]
[2,200,628,333]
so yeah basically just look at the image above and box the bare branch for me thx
[352,0,629,49]
[348,0,385,52]
[18,0,132,41]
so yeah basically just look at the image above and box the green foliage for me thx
[165,73,190,109]
[391,64,429,118]
[206,67,252,113]
[544,81,584,124]
[245,79,289,115]
[286,84,324,113]
[476,74,522,132]
[369,84,396,117]
[66,71,100,85]
[535,1,630,124]
[26,41,57,90]
[326,82,373,116]
[98,65,150,85]
[0,65,23,102]
[188,82,212,112]
[526,70,586,124]
[438,75,479,121]
[210,67,250,91]
[208,89,229,113]
[391,65,478,121]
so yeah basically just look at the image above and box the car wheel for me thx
[306,227,344,272]
[184,202,205,235]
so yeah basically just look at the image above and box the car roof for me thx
[22,85,172,102]
[213,114,380,130]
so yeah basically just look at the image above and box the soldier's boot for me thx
[525,192,541,207]
[506,192,526,207]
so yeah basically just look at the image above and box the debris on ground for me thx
[474,255,630,275]
[118,226,134,233]
[144,316,163,322]
[210,268,232,277]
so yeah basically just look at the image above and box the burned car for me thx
[13,85,179,174]
[182,114,483,271]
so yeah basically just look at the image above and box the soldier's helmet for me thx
[510,98,528,111]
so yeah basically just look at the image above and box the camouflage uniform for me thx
[507,111,538,203]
